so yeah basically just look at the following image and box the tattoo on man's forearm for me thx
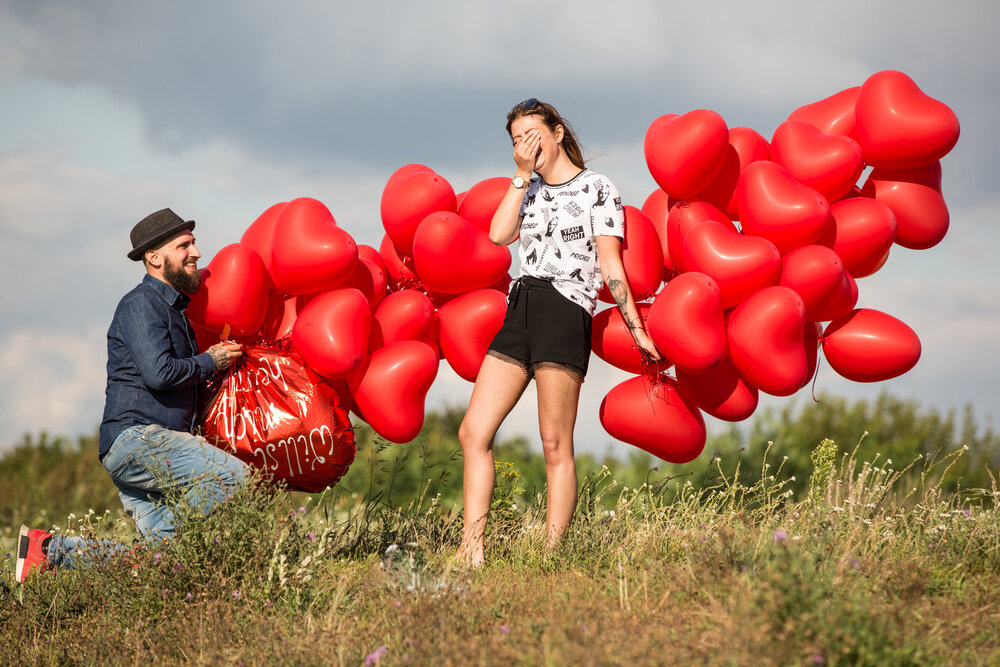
[210,347,228,368]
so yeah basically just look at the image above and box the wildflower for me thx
[186,592,193,600]
[848,557,860,570]
[298,506,307,515]
[166,459,172,465]
[214,537,221,545]
[232,591,242,599]
[500,624,510,635]
[364,646,388,665]
[307,533,316,543]
[772,530,788,544]
[964,508,973,517]
[154,553,162,564]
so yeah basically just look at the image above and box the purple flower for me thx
[232,591,241,599]
[394,600,401,607]
[307,533,316,543]
[153,552,162,564]
[214,537,221,545]
[848,557,860,570]
[298,506,307,515]
[964,508,973,517]
[186,592,193,600]
[812,654,824,665]
[772,530,788,544]
[500,624,510,635]
[364,646,388,665]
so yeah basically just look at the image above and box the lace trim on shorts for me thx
[487,350,531,376]
[532,361,585,384]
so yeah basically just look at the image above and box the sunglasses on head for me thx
[507,97,539,119]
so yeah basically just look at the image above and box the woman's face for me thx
[510,114,564,174]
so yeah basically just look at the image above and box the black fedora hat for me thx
[128,208,196,261]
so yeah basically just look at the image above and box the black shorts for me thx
[487,276,593,380]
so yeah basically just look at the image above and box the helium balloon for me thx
[187,243,270,337]
[644,110,730,199]
[860,162,949,250]
[292,288,371,379]
[271,197,358,295]
[597,206,663,304]
[727,286,809,396]
[591,303,655,374]
[335,257,387,309]
[770,119,865,202]
[646,273,726,374]
[357,244,389,277]
[819,198,897,277]
[681,221,782,309]
[437,289,507,382]
[787,87,860,137]
[693,126,771,219]
[778,245,857,322]
[457,176,510,233]
[599,375,706,464]
[822,308,921,382]
[348,340,439,443]
[854,70,960,168]
[666,201,733,273]
[676,355,758,422]
[380,167,457,255]
[640,188,676,278]
[259,292,306,342]
[239,202,286,284]
[736,161,832,254]
[369,289,438,351]
[379,234,418,287]
[412,212,511,294]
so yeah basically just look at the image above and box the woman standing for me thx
[457,99,660,565]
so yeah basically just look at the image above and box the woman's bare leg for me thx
[534,366,582,548]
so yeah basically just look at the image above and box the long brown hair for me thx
[505,100,586,170]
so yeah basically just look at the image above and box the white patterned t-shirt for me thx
[517,169,625,315]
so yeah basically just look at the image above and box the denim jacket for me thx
[98,274,217,458]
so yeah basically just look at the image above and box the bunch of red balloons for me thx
[599,69,959,464]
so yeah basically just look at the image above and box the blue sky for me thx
[1,1,997,455]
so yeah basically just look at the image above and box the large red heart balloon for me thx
[457,176,510,234]
[727,286,809,396]
[736,161,832,254]
[676,354,758,422]
[292,288,371,379]
[778,245,857,322]
[681,221,782,309]
[693,126,771,219]
[348,340,439,443]
[335,257,387,309]
[599,375,706,464]
[644,110,730,199]
[591,303,655,374]
[641,188,675,279]
[787,86,860,137]
[357,244,388,277]
[854,70,960,168]
[819,198,897,277]
[378,234,418,288]
[412,212,511,294]
[369,289,438,351]
[239,202,286,284]
[646,272,726,374]
[822,308,921,383]
[271,197,359,295]
[437,288,507,382]
[187,243,270,337]
[597,206,664,304]
[860,162,949,250]
[380,166,457,255]
[770,120,865,203]
[666,201,733,274]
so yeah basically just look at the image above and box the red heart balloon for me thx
[693,126,771,218]
[333,257,387,309]
[854,70,960,168]
[597,206,664,304]
[822,308,921,383]
[778,245,857,322]
[358,244,388,277]
[259,292,307,342]
[819,198,897,277]
[437,288,507,382]
[412,212,512,294]
[292,288,371,379]
[591,303,655,374]
[640,188,677,280]
[369,289,438,352]
[770,120,865,202]
[644,110,730,199]
[736,161,832,254]
[787,86,860,137]
[599,375,706,464]
[378,234,418,288]
[457,176,510,234]
[666,201,733,273]
[727,286,809,396]
[239,202,286,284]
[187,243,270,337]
[860,162,949,250]
[271,197,358,295]
[647,273,726,374]
[681,222,781,309]
[676,354,758,422]
[380,167,457,255]
[348,340,439,443]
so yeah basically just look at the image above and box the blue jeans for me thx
[47,424,249,569]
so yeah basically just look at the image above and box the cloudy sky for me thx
[1,1,997,457]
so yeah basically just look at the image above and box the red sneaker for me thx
[16,525,52,583]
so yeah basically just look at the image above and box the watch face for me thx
[513,176,526,188]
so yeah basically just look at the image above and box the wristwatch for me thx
[512,176,528,189]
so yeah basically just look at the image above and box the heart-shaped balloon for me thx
[666,201,733,274]
[736,161,832,254]
[357,244,389,277]
[822,308,921,382]
[334,257,387,309]
[646,273,726,374]
[854,70,960,168]
[457,176,510,234]
[597,206,664,304]
[187,243,271,337]
[819,198,897,277]
[380,166,457,255]
[348,340,439,443]
[437,288,507,382]
[258,292,307,342]
[369,289,438,352]
[681,222,782,309]
[778,245,857,322]
[239,202,286,285]
[379,234,418,288]
[787,86,860,137]
[640,188,676,279]
[676,354,758,422]
[644,110,730,199]
[770,120,865,202]
[860,162,949,250]
[599,375,706,464]
[727,286,809,396]
[271,197,359,295]
[292,288,371,379]
[693,126,771,218]
[591,303,655,374]
[412,212,512,294]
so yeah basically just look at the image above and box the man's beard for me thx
[164,256,202,294]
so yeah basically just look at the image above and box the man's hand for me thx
[207,341,243,371]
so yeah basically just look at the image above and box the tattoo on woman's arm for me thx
[608,279,640,331]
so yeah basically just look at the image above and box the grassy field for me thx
[2,429,999,665]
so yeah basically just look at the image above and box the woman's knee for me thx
[540,433,574,466]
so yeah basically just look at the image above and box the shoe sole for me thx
[16,524,29,583]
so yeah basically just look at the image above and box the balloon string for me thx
[810,340,824,403]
